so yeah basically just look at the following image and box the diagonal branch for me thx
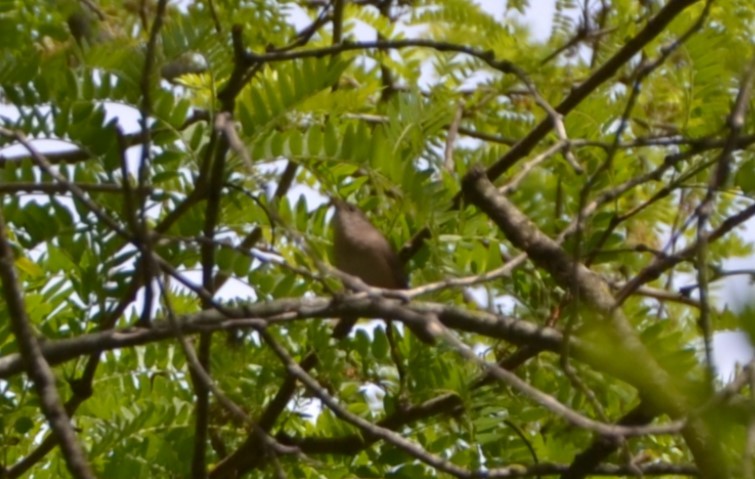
[259,329,486,479]
[483,0,702,181]
[461,164,727,478]
[0,209,95,479]
[694,53,755,375]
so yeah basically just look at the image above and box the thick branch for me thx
[0,297,566,380]
[461,165,727,477]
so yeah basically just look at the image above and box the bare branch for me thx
[0,207,95,479]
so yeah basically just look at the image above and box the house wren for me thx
[330,199,433,343]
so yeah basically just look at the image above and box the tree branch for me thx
[461,164,728,477]
[0,207,95,479]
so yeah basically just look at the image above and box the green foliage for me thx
[1,0,755,478]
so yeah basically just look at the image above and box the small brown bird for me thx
[330,199,433,343]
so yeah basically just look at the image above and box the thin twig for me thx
[154,260,300,457]
[259,329,485,479]
[695,53,755,376]
[439,327,685,437]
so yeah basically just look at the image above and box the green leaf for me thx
[323,121,339,157]
[371,325,388,360]
[13,417,33,435]
[307,126,323,155]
